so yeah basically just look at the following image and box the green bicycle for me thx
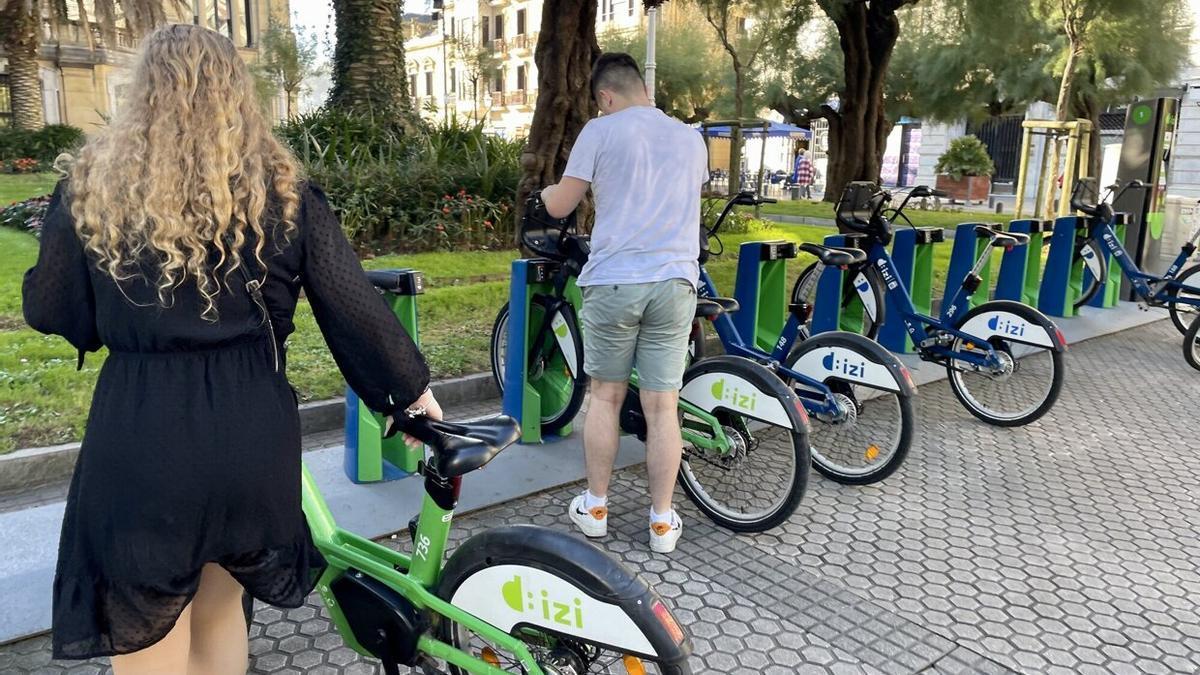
[303,273,693,675]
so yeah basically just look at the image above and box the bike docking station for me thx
[732,240,797,351]
[1038,215,1087,317]
[501,257,584,444]
[810,233,876,336]
[995,219,1054,307]
[941,222,1003,316]
[343,269,426,484]
[877,227,943,353]
[1085,212,1128,309]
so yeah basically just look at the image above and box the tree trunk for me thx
[0,3,46,131]
[729,65,745,195]
[1073,88,1102,181]
[516,0,600,236]
[1054,36,1082,122]
[328,0,412,115]
[824,2,901,206]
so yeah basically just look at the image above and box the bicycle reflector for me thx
[652,600,686,645]
[1055,328,1069,351]
[622,655,647,675]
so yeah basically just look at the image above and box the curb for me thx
[0,372,500,497]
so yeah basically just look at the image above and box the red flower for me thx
[466,197,473,203]
[443,194,451,200]
[442,207,451,214]
[484,219,492,225]
[458,188,466,195]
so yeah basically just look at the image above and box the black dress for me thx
[23,182,430,659]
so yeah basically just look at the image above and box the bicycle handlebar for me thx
[1069,179,1145,222]
[707,190,777,236]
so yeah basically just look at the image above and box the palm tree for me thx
[328,0,412,114]
[0,0,172,130]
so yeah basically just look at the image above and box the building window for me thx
[517,65,526,91]
[425,71,434,97]
[494,14,504,40]
[736,17,748,35]
[629,0,635,16]
[211,0,232,37]
[600,0,614,22]
[410,74,418,97]
[0,75,12,128]
[482,19,490,43]
[517,9,526,34]
[450,69,457,97]
[242,0,254,45]
[491,68,504,93]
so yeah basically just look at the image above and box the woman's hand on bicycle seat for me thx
[394,389,443,448]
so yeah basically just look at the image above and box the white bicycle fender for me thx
[853,272,878,322]
[450,564,655,655]
[679,371,796,430]
[550,309,581,378]
[1079,243,1104,279]
[958,311,1055,348]
[791,346,902,392]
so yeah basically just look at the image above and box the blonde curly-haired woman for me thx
[23,24,440,673]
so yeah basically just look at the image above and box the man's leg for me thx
[635,279,696,553]
[572,284,641,537]
[583,379,630,499]
[639,389,682,515]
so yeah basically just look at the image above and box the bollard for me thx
[732,240,796,352]
[878,227,943,352]
[343,269,426,484]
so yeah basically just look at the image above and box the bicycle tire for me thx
[1073,238,1107,309]
[945,301,1064,427]
[676,356,810,532]
[489,301,587,436]
[790,262,883,339]
[784,332,915,485]
[1166,264,1200,335]
[1185,314,1200,373]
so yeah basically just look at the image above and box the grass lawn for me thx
[0,172,982,453]
[0,173,59,205]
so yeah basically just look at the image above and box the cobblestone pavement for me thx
[3,321,1199,674]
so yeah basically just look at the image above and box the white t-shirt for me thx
[562,106,708,287]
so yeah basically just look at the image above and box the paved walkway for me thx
[3,320,1199,674]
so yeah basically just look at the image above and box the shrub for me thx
[935,135,995,181]
[702,197,754,235]
[1,195,51,237]
[0,125,85,165]
[276,109,523,252]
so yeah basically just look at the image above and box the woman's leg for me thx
[188,563,249,674]
[110,604,193,674]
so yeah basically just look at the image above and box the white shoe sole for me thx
[569,500,607,538]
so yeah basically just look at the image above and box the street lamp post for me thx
[433,1,449,123]
[645,6,658,104]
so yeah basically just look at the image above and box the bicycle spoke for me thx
[950,341,1056,421]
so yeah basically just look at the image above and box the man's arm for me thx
[541,177,591,219]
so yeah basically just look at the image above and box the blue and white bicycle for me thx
[694,191,916,485]
[792,182,1068,427]
[1068,179,1200,334]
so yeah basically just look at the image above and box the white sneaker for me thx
[649,511,683,554]
[569,494,608,538]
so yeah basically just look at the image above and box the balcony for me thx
[490,38,508,55]
[510,33,536,53]
[505,90,526,107]
[488,0,510,7]
[42,19,136,52]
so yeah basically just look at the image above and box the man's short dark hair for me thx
[590,52,644,100]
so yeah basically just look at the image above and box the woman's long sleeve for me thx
[22,182,102,365]
[299,185,430,413]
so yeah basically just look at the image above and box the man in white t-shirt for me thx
[540,52,708,554]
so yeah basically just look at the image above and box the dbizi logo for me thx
[822,351,866,378]
[710,378,758,412]
[502,574,585,629]
[987,315,1026,337]
[876,259,899,290]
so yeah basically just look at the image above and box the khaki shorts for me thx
[580,279,696,391]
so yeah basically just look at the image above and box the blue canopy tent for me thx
[696,121,812,198]
[697,122,811,139]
